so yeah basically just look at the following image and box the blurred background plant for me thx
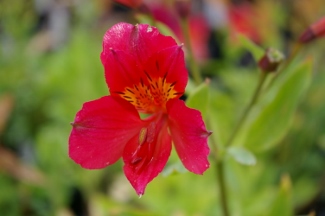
[0,0,325,215]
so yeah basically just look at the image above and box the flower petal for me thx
[69,96,144,169]
[167,99,211,174]
[123,115,171,195]
[102,49,147,94]
[101,23,177,66]
[144,45,188,94]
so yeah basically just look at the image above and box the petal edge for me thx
[167,99,211,174]
[69,96,144,169]
[123,115,172,195]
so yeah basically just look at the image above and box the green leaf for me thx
[186,82,209,120]
[155,22,179,42]
[227,146,256,166]
[238,34,264,61]
[209,89,236,147]
[135,13,154,25]
[161,162,188,177]
[267,174,293,216]
[186,82,237,149]
[135,14,178,42]
[234,60,312,151]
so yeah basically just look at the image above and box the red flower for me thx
[228,3,261,43]
[113,0,143,9]
[69,23,211,195]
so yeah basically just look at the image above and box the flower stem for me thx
[180,18,203,85]
[215,72,268,216]
[225,72,268,147]
[225,42,303,147]
[216,159,230,216]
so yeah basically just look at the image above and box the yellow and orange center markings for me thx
[116,75,182,113]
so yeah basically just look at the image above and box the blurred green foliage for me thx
[0,0,325,216]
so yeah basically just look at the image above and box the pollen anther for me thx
[119,77,180,113]
[138,127,148,145]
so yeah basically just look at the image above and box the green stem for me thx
[216,160,230,216]
[215,72,269,216]
[180,18,203,85]
[225,72,268,147]
[206,101,229,216]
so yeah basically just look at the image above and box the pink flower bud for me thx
[113,0,143,9]
[258,48,284,73]
[175,0,191,19]
[299,17,325,43]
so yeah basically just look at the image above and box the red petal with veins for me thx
[144,45,188,94]
[103,49,147,94]
[167,99,211,174]
[101,23,177,67]
[123,115,171,195]
[69,96,144,169]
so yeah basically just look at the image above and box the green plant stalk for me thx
[214,41,303,216]
[215,72,268,216]
[180,12,227,216]
[216,159,230,216]
[207,121,229,216]
[207,120,230,216]
[204,78,229,216]
[225,72,268,147]
[180,18,203,85]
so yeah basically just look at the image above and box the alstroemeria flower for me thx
[69,23,211,195]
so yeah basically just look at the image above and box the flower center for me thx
[116,74,182,113]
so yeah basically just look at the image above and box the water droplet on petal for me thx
[147,26,153,33]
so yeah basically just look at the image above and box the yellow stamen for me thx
[138,127,148,145]
[118,76,181,113]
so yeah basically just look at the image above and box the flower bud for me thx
[258,48,284,73]
[298,17,325,43]
[137,3,150,14]
[175,0,191,19]
[113,0,143,9]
